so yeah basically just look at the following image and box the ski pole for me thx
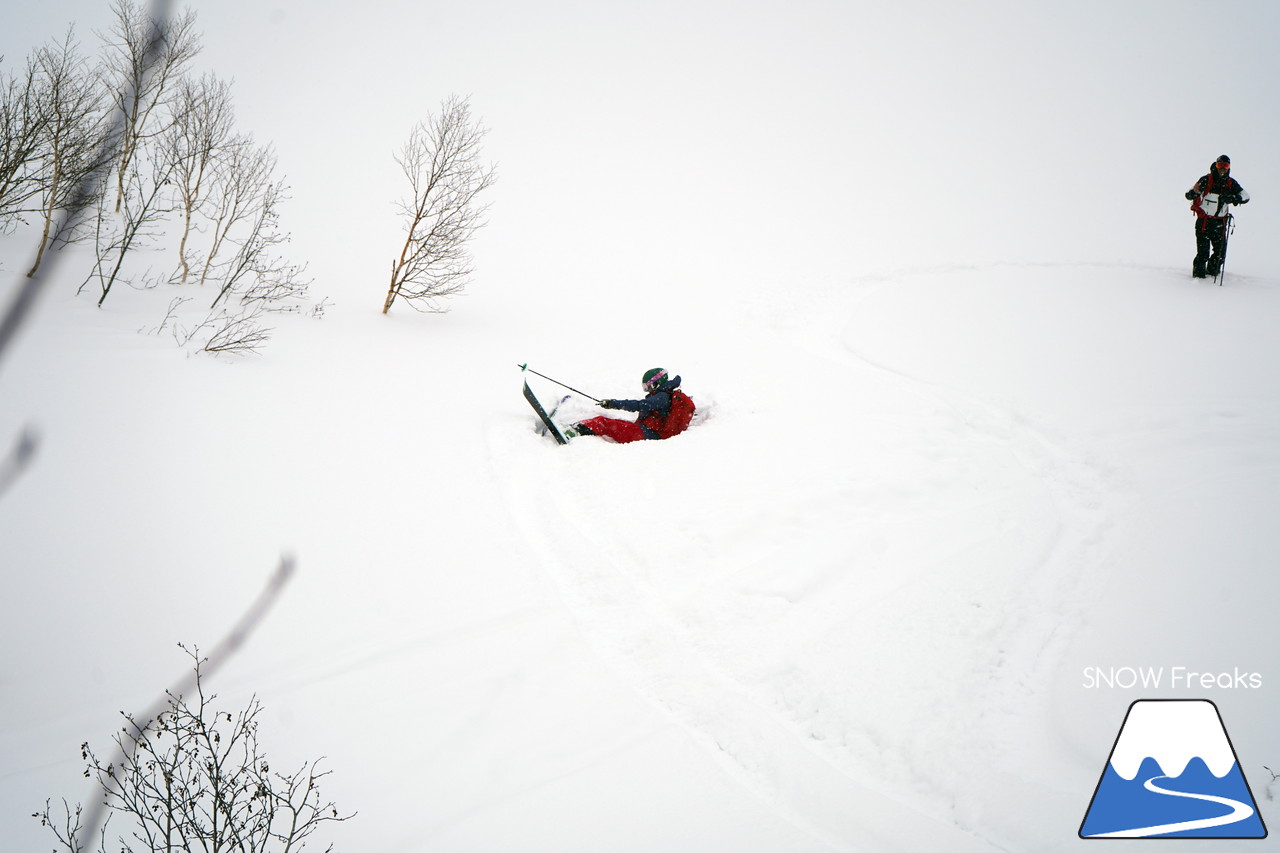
[1218,213,1234,286]
[517,364,601,402]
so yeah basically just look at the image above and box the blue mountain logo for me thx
[1080,699,1267,839]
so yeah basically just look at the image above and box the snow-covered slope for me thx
[2,260,1277,851]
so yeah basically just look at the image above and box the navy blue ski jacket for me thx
[601,376,682,440]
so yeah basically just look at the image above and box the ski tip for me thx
[518,363,528,371]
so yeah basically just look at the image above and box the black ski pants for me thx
[1193,217,1228,278]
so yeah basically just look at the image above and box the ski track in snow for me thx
[494,439,1000,853]
[760,270,1129,841]
[489,266,1132,851]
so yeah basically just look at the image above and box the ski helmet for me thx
[642,367,668,391]
[1217,154,1231,165]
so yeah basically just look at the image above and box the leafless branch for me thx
[162,72,235,284]
[64,555,298,853]
[24,27,112,278]
[200,303,273,355]
[98,0,200,213]
[0,54,50,232]
[80,142,175,305]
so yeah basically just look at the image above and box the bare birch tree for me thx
[0,55,48,233]
[25,29,110,278]
[189,174,309,357]
[383,95,496,314]
[193,134,271,289]
[194,140,308,311]
[81,142,173,306]
[152,134,308,354]
[163,72,235,283]
[98,0,200,213]
[210,178,308,309]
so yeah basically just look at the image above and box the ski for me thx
[523,381,569,445]
[536,394,572,437]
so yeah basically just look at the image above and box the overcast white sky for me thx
[5,0,1280,313]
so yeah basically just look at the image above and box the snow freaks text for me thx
[1082,666,1263,690]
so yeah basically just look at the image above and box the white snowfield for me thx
[2,262,1277,852]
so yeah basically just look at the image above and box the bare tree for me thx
[199,145,309,313]
[194,136,272,289]
[215,183,309,309]
[163,72,235,283]
[4,2,310,357]
[98,0,200,213]
[25,29,110,278]
[81,142,174,306]
[383,94,496,314]
[0,55,48,232]
[35,644,353,853]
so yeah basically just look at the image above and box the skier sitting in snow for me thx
[567,368,695,444]
[1186,154,1249,279]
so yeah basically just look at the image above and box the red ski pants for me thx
[579,416,649,444]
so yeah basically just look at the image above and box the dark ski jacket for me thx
[601,375,694,440]
[1186,166,1249,221]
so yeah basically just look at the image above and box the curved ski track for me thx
[496,269,1126,851]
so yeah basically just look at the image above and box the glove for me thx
[1223,193,1241,204]
[599,399,616,409]
[1184,190,1198,201]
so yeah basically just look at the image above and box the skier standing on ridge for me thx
[1185,155,1249,279]
[567,368,696,443]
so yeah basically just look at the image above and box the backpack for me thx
[1190,170,1239,220]
[640,389,696,439]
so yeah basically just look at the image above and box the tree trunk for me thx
[177,206,193,283]
[26,157,60,278]
[383,259,401,314]
[382,279,397,314]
